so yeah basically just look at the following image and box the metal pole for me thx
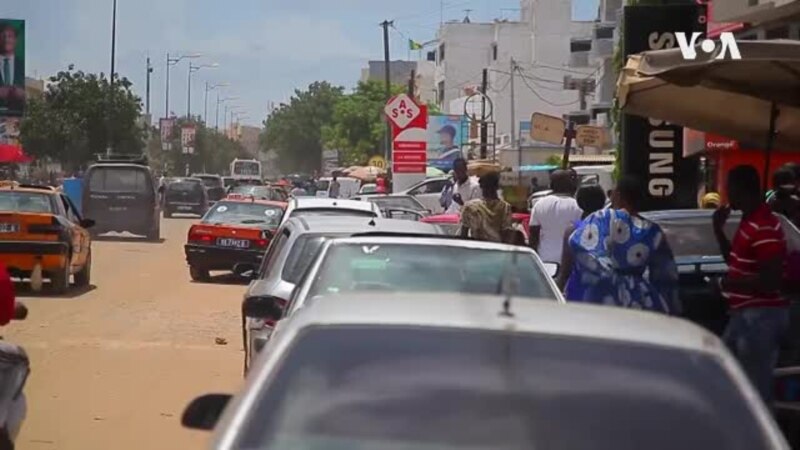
[107,0,117,157]
[510,59,518,177]
[562,122,574,169]
[187,63,193,119]
[224,104,229,133]
[204,82,209,126]
[763,102,779,192]
[146,56,152,116]
[165,53,170,117]
[381,20,392,162]
[215,92,220,130]
[480,68,488,159]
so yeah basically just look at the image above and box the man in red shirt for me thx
[714,165,789,404]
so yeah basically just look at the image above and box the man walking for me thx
[442,158,481,214]
[329,176,341,199]
[529,170,582,263]
[714,165,788,404]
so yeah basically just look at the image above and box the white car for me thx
[315,177,360,199]
[280,197,382,226]
[398,176,451,214]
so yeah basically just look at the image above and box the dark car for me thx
[164,178,209,218]
[192,174,226,203]
[82,156,160,240]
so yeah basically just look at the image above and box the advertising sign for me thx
[0,117,20,145]
[181,125,196,155]
[622,4,705,211]
[0,20,25,117]
[368,155,386,170]
[427,114,466,172]
[575,125,608,148]
[160,118,175,151]
[531,113,565,145]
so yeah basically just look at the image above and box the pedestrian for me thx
[555,185,607,295]
[329,175,341,199]
[442,157,481,214]
[376,176,386,194]
[701,192,721,209]
[768,166,800,227]
[290,183,306,198]
[566,176,680,313]
[529,170,582,263]
[459,172,513,243]
[713,164,789,405]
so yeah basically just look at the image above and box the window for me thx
[595,26,614,39]
[60,195,81,223]
[437,81,445,107]
[765,25,789,39]
[438,43,445,62]
[570,40,591,52]
[239,328,770,449]
[203,202,284,227]
[258,228,291,279]
[0,192,54,214]
[88,168,150,193]
[281,235,338,283]
[426,51,436,62]
[491,43,498,61]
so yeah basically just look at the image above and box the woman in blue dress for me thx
[556,185,607,299]
[567,176,680,315]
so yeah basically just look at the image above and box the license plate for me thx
[177,205,193,211]
[0,223,18,233]
[217,238,250,249]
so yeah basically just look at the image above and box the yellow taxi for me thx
[0,184,95,293]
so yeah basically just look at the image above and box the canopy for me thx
[345,165,386,182]
[0,144,33,164]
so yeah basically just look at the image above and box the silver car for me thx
[184,294,789,449]
[242,217,443,370]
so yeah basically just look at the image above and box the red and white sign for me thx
[386,94,427,175]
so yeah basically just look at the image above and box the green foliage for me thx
[322,80,405,166]
[261,82,343,173]
[545,154,563,167]
[20,67,146,169]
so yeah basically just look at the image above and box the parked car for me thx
[184,294,788,449]
[357,183,377,195]
[242,216,443,370]
[191,174,226,203]
[314,177,360,199]
[280,197,382,226]
[163,178,209,218]
[353,194,429,221]
[0,184,94,293]
[82,155,160,240]
[397,176,450,214]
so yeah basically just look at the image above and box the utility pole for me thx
[407,69,416,98]
[145,56,153,116]
[381,20,393,161]
[480,68,488,159]
[107,0,117,157]
[165,53,171,117]
[510,59,520,182]
[215,91,221,130]
[187,63,194,119]
[204,82,209,125]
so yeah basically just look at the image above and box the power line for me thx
[515,66,579,107]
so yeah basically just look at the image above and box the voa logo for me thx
[675,32,742,60]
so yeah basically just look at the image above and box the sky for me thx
[2,0,598,127]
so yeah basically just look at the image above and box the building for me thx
[714,0,800,35]
[360,60,436,105]
[434,0,597,150]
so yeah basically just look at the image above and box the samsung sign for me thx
[622,4,706,211]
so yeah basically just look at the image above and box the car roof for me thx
[284,216,441,235]
[191,173,221,179]
[290,197,378,211]
[283,294,724,354]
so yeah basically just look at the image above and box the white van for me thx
[315,177,361,199]
[574,165,615,197]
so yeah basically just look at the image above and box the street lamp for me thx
[224,105,244,135]
[165,53,200,117]
[204,82,228,126]
[188,62,218,119]
[216,96,239,130]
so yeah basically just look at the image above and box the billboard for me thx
[0,117,20,145]
[181,125,196,155]
[160,118,175,151]
[0,20,25,116]
[621,5,705,211]
[427,114,466,171]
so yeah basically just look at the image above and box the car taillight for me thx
[254,238,269,248]
[188,227,214,243]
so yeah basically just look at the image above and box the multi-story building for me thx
[360,60,436,105]
[713,0,800,36]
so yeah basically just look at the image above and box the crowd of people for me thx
[446,159,799,406]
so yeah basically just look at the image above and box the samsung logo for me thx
[645,32,679,198]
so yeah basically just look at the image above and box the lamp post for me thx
[216,96,239,131]
[224,105,244,137]
[165,53,200,117]
[107,0,117,157]
[204,82,228,126]
[187,62,218,119]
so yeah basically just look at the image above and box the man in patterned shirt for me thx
[713,165,789,404]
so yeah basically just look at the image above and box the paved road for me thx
[5,216,245,450]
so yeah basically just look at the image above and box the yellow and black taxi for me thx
[0,184,94,293]
[185,194,287,281]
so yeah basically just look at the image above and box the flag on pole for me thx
[409,39,423,51]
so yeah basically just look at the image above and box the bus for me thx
[230,159,262,181]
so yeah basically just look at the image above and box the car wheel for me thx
[73,251,91,287]
[50,261,71,294]
[189,266,210,282]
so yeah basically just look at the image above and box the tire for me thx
[189,266,210,282]
[50,261,70,294]
[74,251,91,287]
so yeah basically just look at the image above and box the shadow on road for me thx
[93,235,167,244]
[15,283,97,300]
[164,214,202,220]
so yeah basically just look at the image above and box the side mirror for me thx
[242,295,287,321]
[181,393,232,431]
[542,262,560,279]
[80,219,96,229]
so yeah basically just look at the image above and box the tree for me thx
[321,80,404,166]
[20,67,146,169]
[148,118,249,176]
[261,82,343,173]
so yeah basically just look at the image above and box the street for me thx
[4,216,243,450]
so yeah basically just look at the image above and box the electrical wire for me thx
[515,66,579,107]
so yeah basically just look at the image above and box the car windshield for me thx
[203,201,283,227]
[307,243,557,300]
[281,235,340,284]
[290,208,376,219]
[0,192,54,213]
[369,197,424,212]
[197,177,221,188]
[649,216,740,260]
[238,327,771,450]
[88,168,150,193]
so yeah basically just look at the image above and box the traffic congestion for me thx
[3,0,800,448]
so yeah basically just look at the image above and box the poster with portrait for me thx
[181,125,196,155]
[0,19,25,116]
[426,114,466,172]
[0,116,20,145]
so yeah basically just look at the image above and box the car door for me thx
[409,179,449,214]
[59,194,88,269]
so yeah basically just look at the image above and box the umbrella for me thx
[347,165,385,182]
[0,144,33,164]
[426,166,445,178]
[617,39,800,190]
